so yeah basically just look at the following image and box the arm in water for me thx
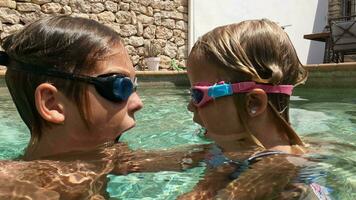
[112,143,211,174]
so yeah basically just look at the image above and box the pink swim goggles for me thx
[190,81,293,107]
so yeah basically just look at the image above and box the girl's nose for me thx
[187,100,196,112]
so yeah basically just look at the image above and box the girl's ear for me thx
[245,89,268,117]
[34,83,65,124]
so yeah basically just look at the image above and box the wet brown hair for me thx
[1,16,123,156]
[189,19,308,146]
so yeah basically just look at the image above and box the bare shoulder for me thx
[214,153,314,200]
[0,160,108,199]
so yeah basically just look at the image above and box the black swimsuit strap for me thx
[247,150,289,164]
[229,150,289,180]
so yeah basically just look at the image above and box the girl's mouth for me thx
[115,124,135,143]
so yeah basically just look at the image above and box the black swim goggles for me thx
[7,66,137,103]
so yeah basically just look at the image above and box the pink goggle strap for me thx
[231,82,293,96]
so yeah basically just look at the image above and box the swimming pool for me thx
[0,81,355,199]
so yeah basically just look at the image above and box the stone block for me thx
[178,45,187,59]
[17,3,41,12]
[70,13,89,19]
[74,0,91,13]
[42,3,62,13]
[0,8,20,24]
[20,11,43,24]
[129,36,144,47]
[105,1,118,12]
[130,2,140,12]
[61,5,72,14]
[32,0,51,5]
[131,55,140,65]
[177,6,188,13]
[105,23,120,33]
[2,24,24,35]
[163,41,178,58]
[126,45,137,55]
[0,0,16,9]
[160,55,171,69]
[156,26,173,40]
[153,12,161,25]
[146,7,153,16]
[143,25,156,39]
[175,20,187,31]
[137,21,143,36]
[97,11,116,23]
[140,0,152,7]
[160,1,175,11]
[151,0,160,9]
[175,37,185,46]
[120,2,129,11]
[91,3,105,13]
[152,39,166,48]
[137,46,145,56]
[137,14,154,24]
[116,11,132,24]
[174,0,188,7]
[162,18,175,29]
[161,11,184,20]
[120,24,137,37]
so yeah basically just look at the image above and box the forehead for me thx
[187,54,229,84]
[93,44,134,78]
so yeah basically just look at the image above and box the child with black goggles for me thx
[0,16,210,199]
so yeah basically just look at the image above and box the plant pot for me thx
[145,57,160,71]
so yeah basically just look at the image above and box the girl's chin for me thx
[115,124,135,142]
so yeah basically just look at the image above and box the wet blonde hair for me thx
[190,19,308,147]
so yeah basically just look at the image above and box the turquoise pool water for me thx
[0,83,355,199]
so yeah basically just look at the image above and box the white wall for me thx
[189,0,328,64]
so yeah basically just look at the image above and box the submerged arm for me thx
[177,163,236,200]
[112,143,211,174]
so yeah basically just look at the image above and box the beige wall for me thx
[0,0,188,71]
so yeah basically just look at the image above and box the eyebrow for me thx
[97,68,131,77]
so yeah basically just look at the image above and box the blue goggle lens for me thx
[113,77,133,101]
[94,75,135,102]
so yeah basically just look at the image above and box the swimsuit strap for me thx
[247,150,289,164]
[229,150,289,180]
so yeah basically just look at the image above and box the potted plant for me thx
[144,41,161,71]
[170,59,186,71]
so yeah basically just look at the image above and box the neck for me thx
[207,108,304,157]
[24,126,93,160]
[247,107,305,154]
[206,130,260,153]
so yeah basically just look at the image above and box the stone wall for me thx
[328,0,343,19]
[0,0,189,71]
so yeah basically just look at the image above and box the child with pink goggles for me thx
[191,81,293,107]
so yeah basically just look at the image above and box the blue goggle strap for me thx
[207,83,233,99]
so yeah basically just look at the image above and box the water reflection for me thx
[0,142,209,199]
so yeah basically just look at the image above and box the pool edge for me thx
[1,62,356,88]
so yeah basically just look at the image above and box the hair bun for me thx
[0,51,9,66]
